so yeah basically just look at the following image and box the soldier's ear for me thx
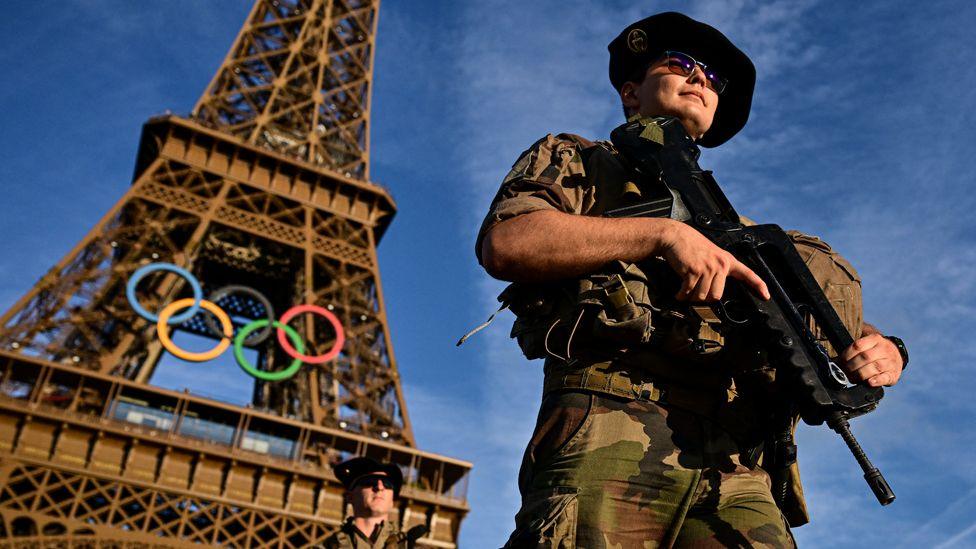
[620,82,640,110]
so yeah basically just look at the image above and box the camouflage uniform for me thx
[318,518,406,549]
[477,133,863,548]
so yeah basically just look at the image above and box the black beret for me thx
[333,457,404,496]
[608,12,756,147]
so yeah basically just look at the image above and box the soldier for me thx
[318,457,426,548]
[476,12,908,548]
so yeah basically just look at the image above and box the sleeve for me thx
[474,133,593,265]
[787,230,864,352]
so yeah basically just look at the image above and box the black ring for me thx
[203,285,275,345]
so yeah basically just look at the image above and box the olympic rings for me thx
[124,262,347,382]
[276,305,346,364]
[204,285,276,345]
[158,298,233,361]
[234,320,304,381]
[127,263,203,324]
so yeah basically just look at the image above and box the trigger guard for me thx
[828,360,852,387]
[716,299,751,325]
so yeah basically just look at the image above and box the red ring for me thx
[276,304,345,364]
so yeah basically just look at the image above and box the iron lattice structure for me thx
[194,0,374,180]
[0,0,470,546]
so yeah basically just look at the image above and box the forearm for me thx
[480,210,676,282]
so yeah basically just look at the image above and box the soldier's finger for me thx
[844,354,871,373]
[844,352,881,374]
[709,271,727,301]
[845,346,883,370]
[867,372,893,387]
[729,261,770,300]
[842,336,881,362]
[676,273,701,301]
[693,272,716,301]
[845,358,882,382]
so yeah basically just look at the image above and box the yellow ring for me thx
[157,298,232,362]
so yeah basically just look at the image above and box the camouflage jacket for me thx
[317,518,405,549]
[477,133,865,526]
[476,132,863,362]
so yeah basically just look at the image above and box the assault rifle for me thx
[608,116,895,506]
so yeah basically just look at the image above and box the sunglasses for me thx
[353,474,394,491]
[661,50,728,95]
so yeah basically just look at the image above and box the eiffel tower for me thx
[0,1,470,546]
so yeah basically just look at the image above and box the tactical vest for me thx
[497,139,731,377]
[472,137,863,527]
[318,519,426,549]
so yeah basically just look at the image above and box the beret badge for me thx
[626,28,648,53]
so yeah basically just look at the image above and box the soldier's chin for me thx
[674,114,712,141]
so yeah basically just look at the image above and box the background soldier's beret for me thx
[333,456,404,496]
[608,12,756,148]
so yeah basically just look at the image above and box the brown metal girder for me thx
[155,164,222,197]
[330,0,376,37]
[360,0,379,181]
[195,0,378,179]
[330,374,401,428]
[191,0,261,118]
[248,11,308,34]
[242,25,304,53]
[119,172,234,383]
[209,85,272,112]
[314,146,365,178]
[318,66,369,103]
[135,116,396,240]
[307,14,331,170]
[260,98,319,132]
[210,81,275,105]
[262,111,364,164]
[362,222,415,444]
[0,458,345,539]
[218,62,278,91]
[0,350,472,474]
[331,366,397,410]
[310,263,373,295]
[0,441,466,520]
[245,0,321,144]
[313,107,368,152]
[133,179,375,270]
[312,214,368,244]
[319,68,369,101]
[232,47,293,76]
[261,48,320,82]
[257,100,316,135]
[323,44,371,85]
[0,403,467,513]
[301,214,327,430]
[224,184,304,227]
[325,30,372,73]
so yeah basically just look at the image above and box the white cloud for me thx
[934,522,976,549]
[897,487,976,549]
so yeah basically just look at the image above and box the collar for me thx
[344,517,398,544]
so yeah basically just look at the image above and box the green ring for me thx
[234,319,305,381]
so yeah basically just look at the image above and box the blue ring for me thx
[126,263,203,324]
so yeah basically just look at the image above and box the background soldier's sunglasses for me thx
[352,474,394,490]
[661,50,728,95]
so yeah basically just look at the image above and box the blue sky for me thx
[1,1,975,547]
